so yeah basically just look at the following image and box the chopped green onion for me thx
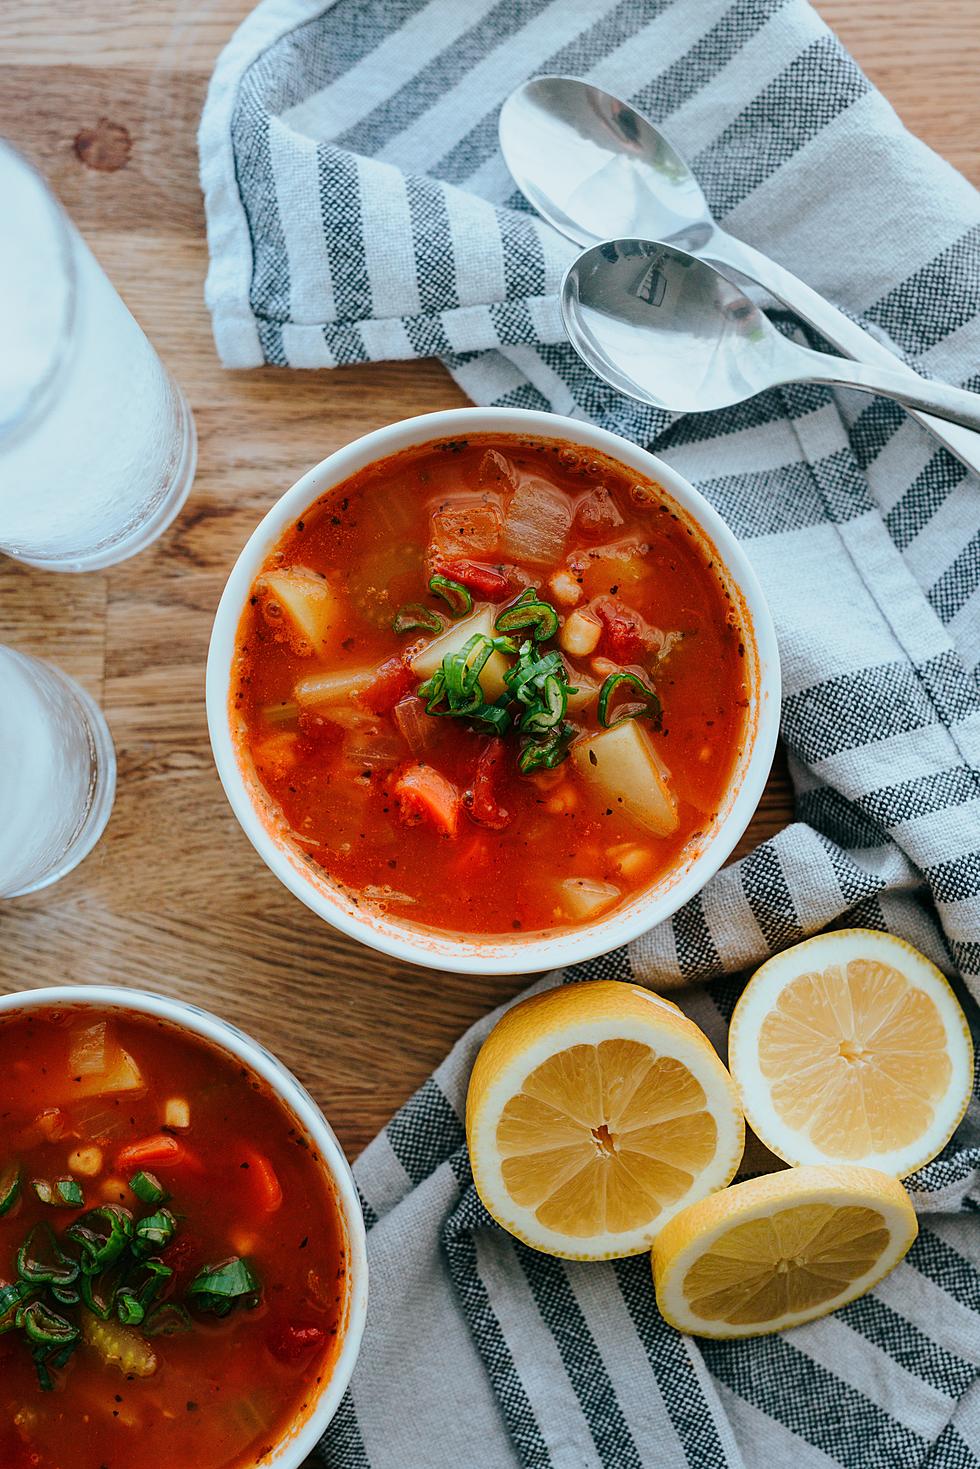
[67,1205,133,1275]
[17,1223,80,1287]
[0,1163,21,1217]
[55,1179,84,1209]
[392,602,444,636]
[144,1302,192,1337]
[495,592,559,641]
[18,1300,79,1349]
[132,1208,177,1257]
[79,1257,130,1320]
[133,1257,173,1310]
[49,1284,81,1309]
[418,635,515,735]
[129,1172,168,1207]
[115,1288,145,1327]
[518,723,576,774]
[520,674,567,733]
[597,672,663,729]
[428,575,472,617]
[0,1281,38,1334]
[187,1257,261,1319]
[31,1180,55,1206]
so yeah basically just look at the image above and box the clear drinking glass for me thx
[0,647,116,896]
[0,140,196,570]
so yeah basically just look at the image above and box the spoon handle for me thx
[716,233,980,476]
[796,347,980,434]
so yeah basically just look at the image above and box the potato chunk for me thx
[410,606,510,701]
[572,721,679,837]
[256,568,337,656]
[559,878,621,920]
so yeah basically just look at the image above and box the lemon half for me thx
[728,929,973,1178]
[466,981,744,1260]
[653,1164,918,1337]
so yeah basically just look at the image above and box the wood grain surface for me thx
[1,2,977,1158]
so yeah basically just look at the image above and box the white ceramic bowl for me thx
[0,985,367,1467]
[208,407,780,976]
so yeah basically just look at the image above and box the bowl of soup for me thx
[208,407,779,974]
[0,986,367,1469]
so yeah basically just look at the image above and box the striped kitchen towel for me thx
[199,0,980,1464]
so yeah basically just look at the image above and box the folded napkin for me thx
[199,2,980,1464]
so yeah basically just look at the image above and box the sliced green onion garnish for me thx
[392,602,444,636]
[0,1281,38,1334]
[518,723,575,774]
[187,1257,261,1319]
[67,1205,133,1275]
[428,575,472,617]
[133,1208,177,1257]
[597,672,663,729]
[56,1179,84,1208]
[0,1163,21,1217]
[495,592,559,641]
[144,1302,192,1337]
[79,1257,130,1320]
[18,1300,79,1349]
[17,1223,80,1287]
[129,1171,168,1206]
[520,674,567,733]
[49,1284,80,1309]
[115,1288,145,1327]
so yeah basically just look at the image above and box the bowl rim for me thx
[0,984,368,1467]
[207,405,780,976]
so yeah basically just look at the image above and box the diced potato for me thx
[573,721,679,837]
[163,1098,190,1130]
[68,1146,103,1177]
[294,666,374,710]
[255,567,337,656]
[53,1049,144,1104]
[548,569,582,607]
[82,1315,157,1378]
[410,606,510,701]
[560,608,602,659]
[558,878,621,921]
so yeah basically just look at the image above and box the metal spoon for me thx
[501,76,980,472]
[562,241,980,431]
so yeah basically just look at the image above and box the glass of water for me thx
[0,647,116,897]
[0,140,196,571]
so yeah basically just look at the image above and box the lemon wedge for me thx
[653,1164,918,1337]
[728,929,973,1177]
[466,981,744,1260]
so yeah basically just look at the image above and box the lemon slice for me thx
[653,1164,918,1337]
[729,929,973,1178]
[466,981,744,1260]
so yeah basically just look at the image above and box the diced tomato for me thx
[159,1231,204,1291]
[116,1134,203,1173]
[468,740,511,830]
[440,559,510,600]
[393,763,460,837]
[237,1146,283,1213]
[266,1321,332,1366]
[594,597,648,662]
[358,657,415,716]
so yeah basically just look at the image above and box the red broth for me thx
[232,435,751,936]
[0,1006,347,1469]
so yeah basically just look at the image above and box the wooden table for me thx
[1,2,977,1159]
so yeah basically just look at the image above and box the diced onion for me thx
[558,878,621,920]
[502,477,572,566]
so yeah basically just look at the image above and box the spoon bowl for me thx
[500,76,711,251]
[562,240,980,433]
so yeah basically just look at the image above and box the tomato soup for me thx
[0,1005,347,1469]
[231,435,750,937]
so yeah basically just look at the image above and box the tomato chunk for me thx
[440,559,510,600]
[116,1134,202,1173]
[594,597,649,663]
[358,657,415,716]
[393,763,460,837]
[468,740,511,830]
[266,1321,331,1365]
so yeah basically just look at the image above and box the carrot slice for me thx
[393,763,460,837]
[239,1147,283,1213]
[116,1134,202,1173]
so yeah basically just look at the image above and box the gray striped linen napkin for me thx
[199,1,980,1464]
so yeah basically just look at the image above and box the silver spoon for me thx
[501,76,980,473]
[562,241,980,431]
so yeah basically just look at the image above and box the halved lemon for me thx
[653,1164,918,1337]
[729,929,973,1178]
[466,981,744,1260]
